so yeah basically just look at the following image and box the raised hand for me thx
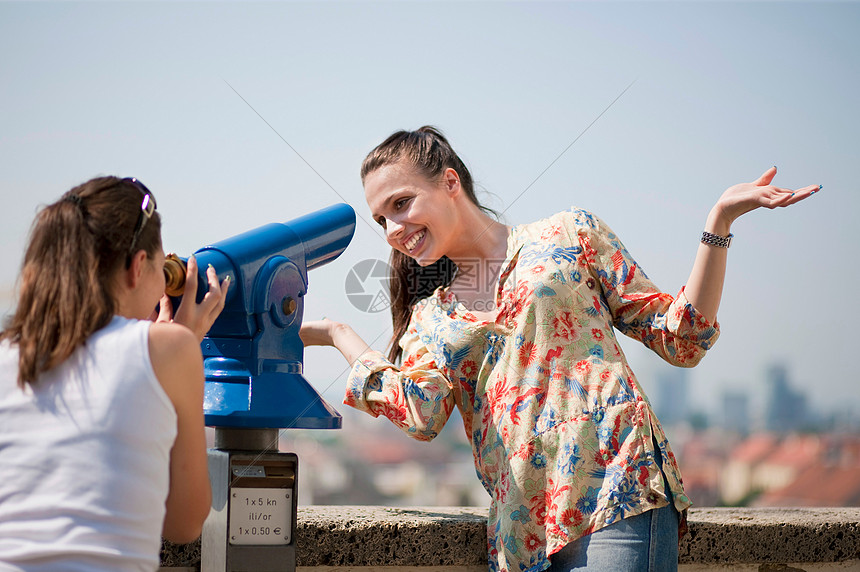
[711,166,820,228]
[686,166,820,323]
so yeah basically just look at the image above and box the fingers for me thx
[201,264,221,306]
[156,295,174,323]
[754,166,778,186]
[179,264,229,341]
[206,263,219,291]
[716,174,820,224]
[207,269,230,322]
[765,183,821,209]
[220,276,231,302]
[184,255,199,299]
[754,165,821,206]
[299,323,315,346]
[171,256,231,340]
[783,183,822,206]
[199,264,229,320]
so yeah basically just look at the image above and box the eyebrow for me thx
[370,192,400,221]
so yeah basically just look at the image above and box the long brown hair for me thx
[361,126,496,363]
[1,176,162,388]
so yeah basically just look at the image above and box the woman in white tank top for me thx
[0,177,229,572]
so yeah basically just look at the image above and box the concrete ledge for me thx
[681,508,860,565]
[161,507,860,570]
[297,506,487,567]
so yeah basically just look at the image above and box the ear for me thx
[443,167,461,198]
[125,250,148,289]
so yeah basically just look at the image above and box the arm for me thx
[149,323,211,544]
[151,260,228,542]
[302,318,456,441]
[684,167,819,322]
[575,209,719,367]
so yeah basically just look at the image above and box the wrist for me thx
[329,321,354,346]
[705,205,733,237]
[328,322,373,365]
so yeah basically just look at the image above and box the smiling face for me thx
[364,161,460,267]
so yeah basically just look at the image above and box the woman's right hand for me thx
[156,255,230,341]
[300,318,338,347]
[301,318,372,365]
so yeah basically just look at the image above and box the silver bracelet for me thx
[701,231,733,248]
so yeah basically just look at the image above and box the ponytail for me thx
[1,177,162,387]
[387,252,457,363]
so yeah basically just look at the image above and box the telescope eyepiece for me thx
[163,253,187,297]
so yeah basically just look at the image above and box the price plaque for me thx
[228,487,292,545]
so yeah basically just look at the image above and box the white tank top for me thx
[0,317,178,572]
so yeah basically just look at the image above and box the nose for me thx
[385,218,405,241]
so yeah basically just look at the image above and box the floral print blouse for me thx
[345,208,720,572]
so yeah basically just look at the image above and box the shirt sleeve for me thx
[344,325,457,442]
[571,208,721,367]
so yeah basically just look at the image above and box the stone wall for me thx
[160,507,860,571]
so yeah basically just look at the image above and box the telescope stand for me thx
[202,427,298,572]
[214,427,280,452]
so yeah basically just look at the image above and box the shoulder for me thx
[148,323,204,405]
[549,206,603,232]
[148,322,200,363]
[516,207,607,244]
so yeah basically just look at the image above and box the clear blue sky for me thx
[1,1,857,422]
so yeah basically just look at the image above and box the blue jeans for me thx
[547,441,680,572]
[546,502,680,571]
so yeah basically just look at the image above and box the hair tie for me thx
[64,194,84,208]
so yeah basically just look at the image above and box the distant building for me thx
[754,434,860,507]
[675,429,732,507]
[720,433,780,505]
[754,465,860,507]
[721,390,751,435]
[651,365,689,427]
[763,364,809,433]
[751,434,822,494]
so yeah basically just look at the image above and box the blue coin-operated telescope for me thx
[163,203,356,572]
[165,202,355,430]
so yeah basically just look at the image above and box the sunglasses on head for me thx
[124,177,158,266]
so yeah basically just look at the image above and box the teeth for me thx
[405,230,425,251]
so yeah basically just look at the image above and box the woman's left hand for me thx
[709,166,820,232]
[155,255,230,341]
[685,166,820,323]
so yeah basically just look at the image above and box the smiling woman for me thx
[300,126,819,572]
[362,127,509,357]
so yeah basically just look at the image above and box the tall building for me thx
[763,364,809,433]
[650,365,689,427]
[722,390,751,435]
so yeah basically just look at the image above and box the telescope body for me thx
[178,203,355,430]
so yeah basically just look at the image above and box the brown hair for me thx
[1,176,162,388]
[361,126,496,363]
